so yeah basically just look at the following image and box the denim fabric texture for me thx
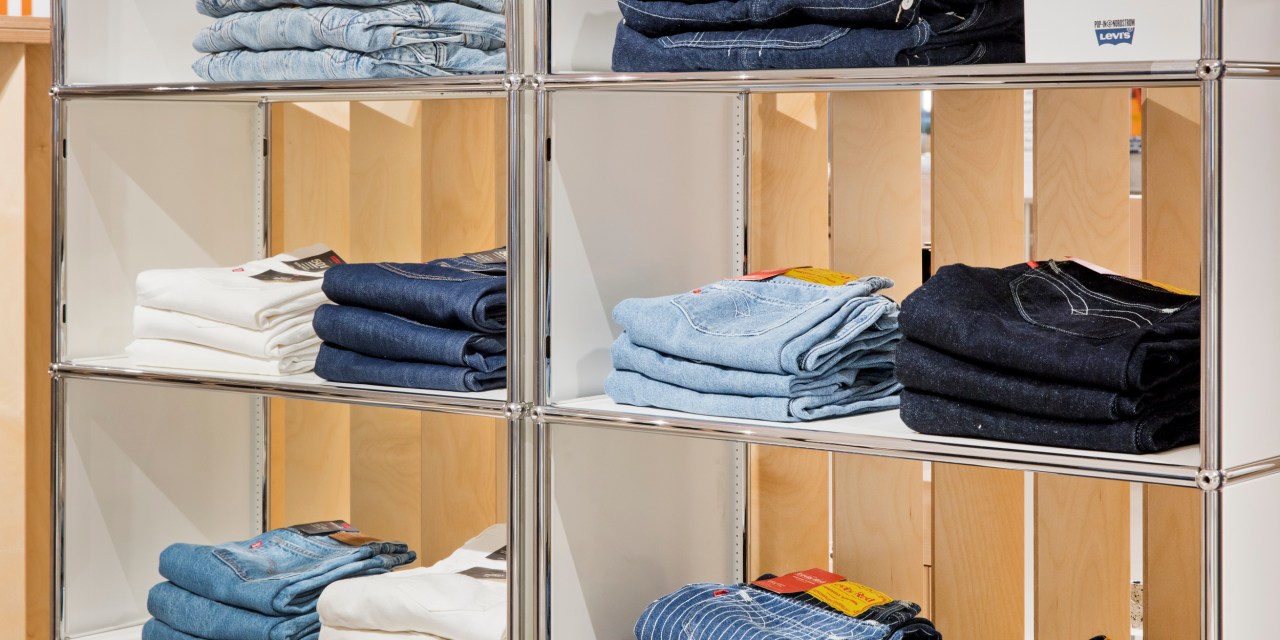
[194,43,505,80]
[194,3,506,53]
[611,332,899,398]
[143,619,208,640]
[634,583,935,640]
[316,343,505,392]
[899,389,1199,454]
[746,577,941,639]
[147,581,321,640]
[894,338,1196,422]
[899,261,1200,392]
[313,304,506,373]
[613,275,898,376]
[158,529,415,616]
[322,257,506,334]
[197,0,504,19]
[617,0,927,38]
[606,368,902,422]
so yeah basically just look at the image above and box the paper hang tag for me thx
[330,531,384,547]
[805,581,894,618]
[732,267,858,286]
[250,269,322,283]
[486,546,508,562]
[751,568,845,594]
[284,249,346,273]
[466,247,508,265]
[288,520,359,536]
[460,566,508,581]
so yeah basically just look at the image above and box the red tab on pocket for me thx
[751,568,846,594]
[733,267,799,282]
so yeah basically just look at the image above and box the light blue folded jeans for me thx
[147,582,320,640]
[611,332,899,398]
[193,43,506,81]
[606,368,902,422]
[195,3,505,54]
[613,275,900,376]
[198,0,504,19]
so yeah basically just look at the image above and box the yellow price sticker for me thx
[782,267,859,287]
[805,581,893,618]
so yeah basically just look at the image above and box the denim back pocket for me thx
[213,535,350,583]
[1010,266,1192,340]
[672,284,824,337]
[658,26,850,50]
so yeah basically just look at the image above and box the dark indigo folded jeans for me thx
[313,304,505,373]
[316,343,505,391]
[158,529,414,617]
[322,256,506,333]
[147,582,320,640]
[899,260,1200,392]
[899,389,1199,454]
[635,583,938,640]
[894,339,1197,422]
[618,0,939,38]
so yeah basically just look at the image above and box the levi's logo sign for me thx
[1095,19,1136,46]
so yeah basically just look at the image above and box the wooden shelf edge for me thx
[0,17,49,45]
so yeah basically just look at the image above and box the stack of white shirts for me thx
[319,524,508,640]
[128,244,341,376]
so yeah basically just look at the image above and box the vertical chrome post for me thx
[50,373,65,640]
[51,0,65,87]
[532,88,552,640]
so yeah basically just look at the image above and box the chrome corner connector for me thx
[530,405,548,423]
[529,74,547,91]
[49,85,62,98]
[1197,468,1225,492]
[1198,59,1225,81]
[505,74,532,91]
[505,402,534,420]
[47,363,61,379]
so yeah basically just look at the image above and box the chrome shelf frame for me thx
[51,77,514,102]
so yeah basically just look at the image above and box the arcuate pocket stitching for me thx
[1011,272,1167,339]
[673,286,825,337]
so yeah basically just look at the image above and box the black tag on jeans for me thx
[288,520,359,536]
[284,249,346,273]
[465,247,508,265]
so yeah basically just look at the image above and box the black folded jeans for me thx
[899,260,1200,392]
[899,389,1199,454]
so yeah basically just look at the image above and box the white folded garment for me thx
[319,525,508,640]
[126,338,320,376]
[134,306,320,359]
[321,628,445,640]
[135,244,337,330]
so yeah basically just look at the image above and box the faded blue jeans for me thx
[195,3,505,54]
[194,43,505,81]
[147,582,320,640]
[158,529,415,617]
[612,275,899,376]
[198,0,504,19]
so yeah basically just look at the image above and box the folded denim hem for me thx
[606,369,902,422]
[899,388,1199,454]
[316,344,505,392]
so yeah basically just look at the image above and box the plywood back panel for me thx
[928,90,1027,639]
[746,92,831,578]
[1031,88,1133,640]
[828,91,928,610]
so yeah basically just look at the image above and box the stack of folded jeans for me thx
[895,259,1201,454]
[611,0,1023,72]
[606,269,903,422]
[636,571,941,640]
[128,245,341,376]
[318,524,508,640]
[313,250,507,392]
[143,525,416,640]
[193,0,506,81]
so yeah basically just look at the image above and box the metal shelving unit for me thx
[47,0,1280,639]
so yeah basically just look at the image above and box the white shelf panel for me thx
[543,396,1203,486]
[57,355,510,417]
[72,624,144,640]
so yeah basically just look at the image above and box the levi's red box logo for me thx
[250,541,264,549]
[751,568,845,594]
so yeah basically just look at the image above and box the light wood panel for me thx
[1035,475,1131,640]
[1141,86,1203,640]
[271,103,354,528]
[0,17,48,45]
[932,464,1024,639]
[828,91,929,608]
[928,90,1027,639]
[1034,89,1133,271]
[1032,88,1134,640]
[23,42,50,640]
[745,93,832,576]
